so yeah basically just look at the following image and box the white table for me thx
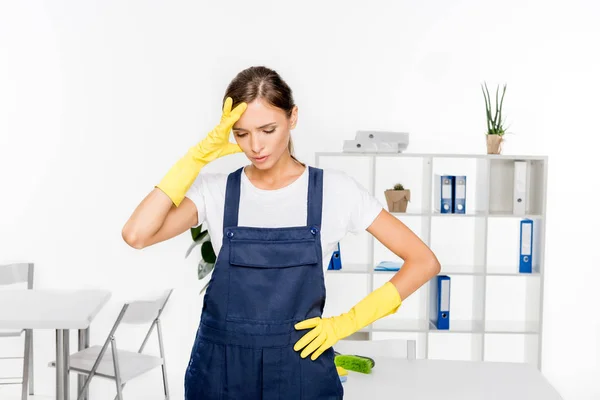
[0,289,111,400]
[341,357,563,400]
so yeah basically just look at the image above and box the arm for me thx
[294,209,440,360]
[367,209,441,300]
[121,188,198,249]
[122,97,246,249]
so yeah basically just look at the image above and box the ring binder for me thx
[430,275,451,330]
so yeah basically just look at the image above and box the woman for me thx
[122,66,440,399]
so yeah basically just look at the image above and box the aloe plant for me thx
[481,82,509,136]
[185,224,216,280]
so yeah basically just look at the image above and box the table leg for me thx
[22,329,31,400]
[63,330,70,400]
[78,328,90,400]
[56,329,65,400]
[29,330,34,395]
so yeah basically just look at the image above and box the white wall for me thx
[1,0,599,399]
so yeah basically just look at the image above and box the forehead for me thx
[233,99,286,129]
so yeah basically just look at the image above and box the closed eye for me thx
[234,127,276,137]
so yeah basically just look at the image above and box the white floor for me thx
[1,390,167,399]
[0,372,172,399]
[0,359,178,399]
[0,386,170,400]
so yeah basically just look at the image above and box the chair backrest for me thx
[334,338,417,360]
[98,288,174,355]
[120,289,174,325]
[81,288,175,383]
[0,263,34,288]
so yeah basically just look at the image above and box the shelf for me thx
[363,319,487,334]
[486,265,541,276]
[391,211,543,218]
[325,263,370,274]
[369,319,430,332]
[315,152,547,369]
[390,211,431,217]
[439,265,483,275]
[484,320,540,334]
[489,158,546,215]
[487,211,543,219]
[441,265,540,276]
[429,319,484,333]
[315,152,547,161]
[430,212,486,218]
[327,264,541,277]
[328,264,486,276]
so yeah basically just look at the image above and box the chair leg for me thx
[21,330,31,400]
[113,384,127,400]
[161,364,170,400]
[111,337,123,400]
[28,330,34,395]
[156,320,169,400]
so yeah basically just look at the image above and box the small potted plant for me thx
[384,183,410,213]
[185,224,216,285]
[481,82,509,154]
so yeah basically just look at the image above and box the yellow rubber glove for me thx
[156,97,247,206]
[294,281,402,360]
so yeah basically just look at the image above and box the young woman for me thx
[122,66,440,399]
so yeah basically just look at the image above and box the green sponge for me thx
[334,351,375,374]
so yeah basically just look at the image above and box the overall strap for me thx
[222,167,243,228]
[306,166,323,228]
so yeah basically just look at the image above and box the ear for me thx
[290,106,299,130]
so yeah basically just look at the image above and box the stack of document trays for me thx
[343,130,409,153]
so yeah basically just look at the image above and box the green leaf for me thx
[191,225,208,243]
[498,84,507,130]
[196,230,208,243]
[482,82,493,132]
[494,85,500,127]
[201,241,216,264]
[191,225,204,241]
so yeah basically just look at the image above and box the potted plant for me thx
[481,82,509,154]
[185,224,216,283]
[384,183,410,213]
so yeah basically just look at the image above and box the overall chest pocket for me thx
[226,238,323,323]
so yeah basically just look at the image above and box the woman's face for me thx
[232,98,297,170]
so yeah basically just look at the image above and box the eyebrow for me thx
[232,122,277,132]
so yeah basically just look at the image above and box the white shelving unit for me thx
[316,152,548,370]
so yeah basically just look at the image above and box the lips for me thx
[253,155,269,163]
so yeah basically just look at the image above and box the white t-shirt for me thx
[185,165,384,271]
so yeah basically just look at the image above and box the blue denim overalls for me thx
[184,166,344,399]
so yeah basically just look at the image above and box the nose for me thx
[249,133,264,154]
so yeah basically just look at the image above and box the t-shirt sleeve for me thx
[185,174,208,228]
[344,173,385,234]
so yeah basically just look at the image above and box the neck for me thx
[245,151,305,188]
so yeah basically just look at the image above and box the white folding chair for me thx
[0,263,35,400]
[50,288,174,400]
[333,338,417,361]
